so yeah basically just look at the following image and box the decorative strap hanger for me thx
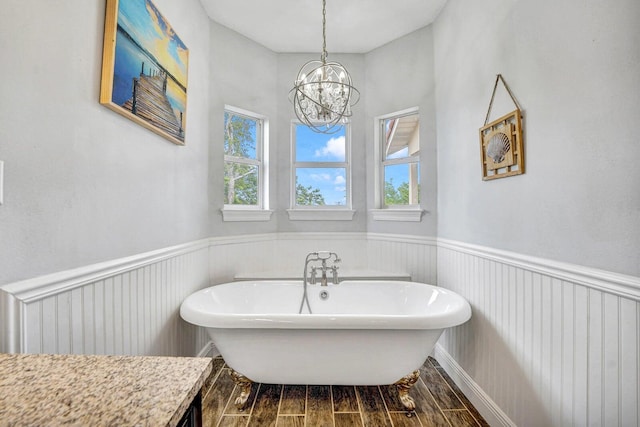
[484,74,522,126]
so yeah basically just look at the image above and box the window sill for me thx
[221,209,274,222]
[287,209,356,221]
[370,209,425,222]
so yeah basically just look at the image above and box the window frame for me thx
[288,121,355,221]
[221,105,272,222]
[371,107,424,222]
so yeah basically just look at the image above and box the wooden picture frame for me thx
[100,0,189,145]
[479,109,524,180]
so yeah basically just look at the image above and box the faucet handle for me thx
[331,265,339,284]
[309,266,317,284]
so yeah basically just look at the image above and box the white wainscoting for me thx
[437,239,640,427]
[207,232,437,285]
[0,233,438,357]
[0,240,211,356]
[367,233,437,285]
[6,232,636,427]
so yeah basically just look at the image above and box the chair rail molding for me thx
[0,239,211,303]
[437,238,640,301]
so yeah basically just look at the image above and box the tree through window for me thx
[224,108,265,207]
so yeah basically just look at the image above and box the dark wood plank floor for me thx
[201,357,488,427]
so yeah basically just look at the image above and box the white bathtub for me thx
[180,280,471,387]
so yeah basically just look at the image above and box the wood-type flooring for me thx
[201,356,488,426]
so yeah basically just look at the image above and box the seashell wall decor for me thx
[479,75,525,180]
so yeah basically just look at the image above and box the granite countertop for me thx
[0,353,212,426]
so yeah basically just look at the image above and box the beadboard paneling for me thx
[1,233,437,356]
[207,232,436,285]
[437,242,640,427]
[1,242,210,356]
[1,232,637,427]
[367,234,437,284]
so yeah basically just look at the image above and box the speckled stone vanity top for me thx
[0,353,212,426]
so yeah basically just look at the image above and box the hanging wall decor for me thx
[479,75,524,180]
[100,0,189,145]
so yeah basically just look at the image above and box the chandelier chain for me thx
[321,0,327,63]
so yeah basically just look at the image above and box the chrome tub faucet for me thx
[305,251,341,286]
[299,251,341,314]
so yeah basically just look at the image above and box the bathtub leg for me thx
[229,370,253,411]
[395,370,420,416]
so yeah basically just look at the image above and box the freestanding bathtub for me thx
[180,280,471,412]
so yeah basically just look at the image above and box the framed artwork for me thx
[479,75,524,180]
[479,110,524,180]
[100,0,189,145]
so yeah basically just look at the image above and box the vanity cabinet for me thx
[178,392,202,427]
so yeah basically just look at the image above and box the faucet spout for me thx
[320,260,328,286]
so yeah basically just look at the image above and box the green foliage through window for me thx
[296,182,326,206]
[224,110,261,206]
[385,178,409,205]
[224,164,258,205]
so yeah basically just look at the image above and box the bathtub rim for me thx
[180,280,472,330]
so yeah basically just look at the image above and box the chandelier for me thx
[289,0,360,134]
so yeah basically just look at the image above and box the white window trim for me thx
[288,121,354,220]
[371,107,424,222]
[369,208,424,222]
[221,209,273,222]
[221,105,271,222]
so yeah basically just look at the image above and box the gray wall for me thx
[0,2,437,286]
[0,0,211,285]
[434,0,640,276]
[274,53,368,233]
[3,0,636,283]
[208,21,278,236]
[209,27,434,236]
[365,26,438,237]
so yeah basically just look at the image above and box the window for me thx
[372,108,424,221]
[288,122,354,220]
[222,106,271,221]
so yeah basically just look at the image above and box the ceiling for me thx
[199,0,448,54]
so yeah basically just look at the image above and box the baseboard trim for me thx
[196,341,219,358]
[434,344,516,427]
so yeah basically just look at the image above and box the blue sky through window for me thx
[295,125,345,162]
[295,124,347,205]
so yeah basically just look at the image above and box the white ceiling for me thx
[199,0,448,54]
